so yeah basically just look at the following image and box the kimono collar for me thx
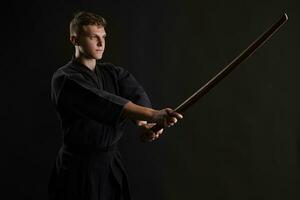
[70,56,103,88]
[71,56,98,73]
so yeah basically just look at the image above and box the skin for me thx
[70,24,106,71]
[70,24,183,142]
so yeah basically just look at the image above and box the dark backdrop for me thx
[1,0,299,199]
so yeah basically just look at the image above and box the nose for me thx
[97,38,104,47]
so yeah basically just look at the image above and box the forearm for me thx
[121,101,156,122]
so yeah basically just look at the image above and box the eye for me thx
[88,35,97,40]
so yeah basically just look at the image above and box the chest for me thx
[81,67,120,96]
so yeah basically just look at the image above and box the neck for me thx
[75,52,96,71]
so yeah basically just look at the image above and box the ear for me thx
[70,35,79,46]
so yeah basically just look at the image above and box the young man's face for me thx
[72,25,106,60]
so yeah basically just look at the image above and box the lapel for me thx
[70,57,103,89]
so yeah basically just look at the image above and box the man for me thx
[48,11,183,200]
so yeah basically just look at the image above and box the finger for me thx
[156,129,164,135]
[146,125,153,129]
[145,124,155,129]
[165,108,173,113]
[166,109,183,119]
[167,121,175,126]
[172,112,183,119]
[167,117,177,124]
[150,136,156,142]
[171,117,177,123]
[177,113,183,119]
[147,123,156,126]
[157,129,163,135]
[146,134,154,142]
[165,108,175,117]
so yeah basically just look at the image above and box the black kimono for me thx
[48,57,151,200]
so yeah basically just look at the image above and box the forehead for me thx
[81,25,106,35]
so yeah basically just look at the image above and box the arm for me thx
[116,66,152,120]
[55,75,129,126]
[121,101,182,128]
[115,66,183,141]
[53,73,182,131]
[121,101,154,122]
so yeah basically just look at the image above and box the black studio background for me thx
[1,0,299,199]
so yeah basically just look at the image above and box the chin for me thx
[95,53,103,60]
[93,54,103,60]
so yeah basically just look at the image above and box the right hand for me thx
[152,108,183,128]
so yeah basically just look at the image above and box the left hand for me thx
[137,121,164,142]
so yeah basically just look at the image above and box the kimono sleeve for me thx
[116,66,152,108]
[55,74,130,126]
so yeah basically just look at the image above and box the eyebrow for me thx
[89,33,107,37]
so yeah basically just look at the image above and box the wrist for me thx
[150,109,160,123]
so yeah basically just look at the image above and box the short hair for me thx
[69,11,107,36]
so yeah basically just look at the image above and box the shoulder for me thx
[52,61,85,84]
[51,62,90,100]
